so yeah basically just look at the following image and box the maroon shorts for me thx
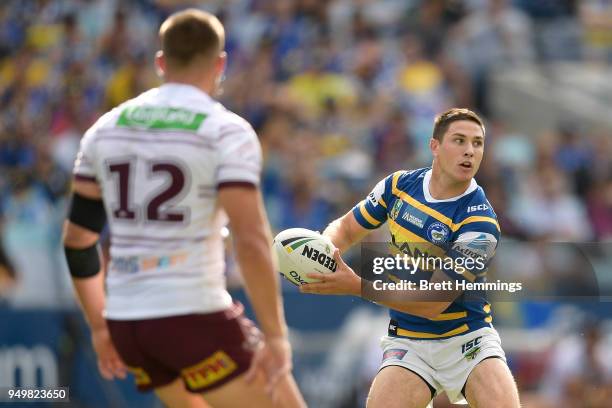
[107,302,259,393]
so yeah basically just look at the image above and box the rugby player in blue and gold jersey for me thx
[300,108,520,408]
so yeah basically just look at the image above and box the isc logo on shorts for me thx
[461,336,482,361]
[182,350,237,389]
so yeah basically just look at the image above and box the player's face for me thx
[432,120,484,183]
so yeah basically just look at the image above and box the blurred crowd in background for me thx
[1,0,612,407]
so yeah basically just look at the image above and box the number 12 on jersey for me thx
[106,158,190,223]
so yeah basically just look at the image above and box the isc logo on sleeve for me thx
[467,204,489,213]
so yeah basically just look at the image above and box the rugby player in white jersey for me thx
[300,109,520,407]
[62,9,305,408]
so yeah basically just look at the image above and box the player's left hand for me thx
[300,249,361,296]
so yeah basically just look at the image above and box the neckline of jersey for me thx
[422,169,478,203]
[158,83,214,102]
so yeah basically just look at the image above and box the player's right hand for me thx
[91,327,127,380]
[301,248,361,296]
[245,336,293,397]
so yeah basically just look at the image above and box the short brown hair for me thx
[159,9,225,69]
[432,108,485,141]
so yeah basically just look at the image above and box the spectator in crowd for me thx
[541,319,612,408]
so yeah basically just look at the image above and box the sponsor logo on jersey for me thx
[451,244,485,261]
[461,336,482,361]
[452,232,497,259]
[117,106,207,131]
[382,348,408,362]
[390,200,403,221]
[427,221,450,244]
[467,204,490,213]
[467,234,492,252]
[112,253,189,273]
[112,257,140,273]
[401,207,425,228]
[182,351,237,389]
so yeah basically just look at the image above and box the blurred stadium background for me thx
[1,0,612,407]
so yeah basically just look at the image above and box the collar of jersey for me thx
[158,83,214,102]
[422,169,478,203]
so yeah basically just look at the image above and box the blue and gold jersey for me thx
[352,167,500,340]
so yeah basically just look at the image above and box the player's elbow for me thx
[63,221,99,249]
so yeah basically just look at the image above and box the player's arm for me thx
[218,184,288,339]
[368,270,460,319]
[307,211,379,299]
[215,119,287,338]
[219,185,309,404]
[288,208,372,300]
[302,176,391,298]
[64,123,126,380]
[63,180,107,331]
[63,179,126,380]
[304,214,499,319]
[303,226,496,318]
[301,247,457,319]
[324,173,392,251]
[214,120,308,405]
[322,210,373,253]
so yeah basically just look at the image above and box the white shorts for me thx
[379,327,506,405]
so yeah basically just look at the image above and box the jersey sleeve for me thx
[441,219,500,283]
[73,128,99,183]
[351,173,394,229]
[215,120,262,187]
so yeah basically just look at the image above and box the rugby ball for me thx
[273,228,337,286]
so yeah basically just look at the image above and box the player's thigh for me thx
[155,377,211,408]
[367,366,433,408]
[464,357,520,408]
[202,370,303,408]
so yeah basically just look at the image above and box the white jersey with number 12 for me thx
[73,83,261,320]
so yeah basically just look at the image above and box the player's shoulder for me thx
[461,185,497,220]
[213,106,255,134]
[391,167,429,190]
[206,106,259,147]
[453,185,500,238]
[84,88,160,137]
